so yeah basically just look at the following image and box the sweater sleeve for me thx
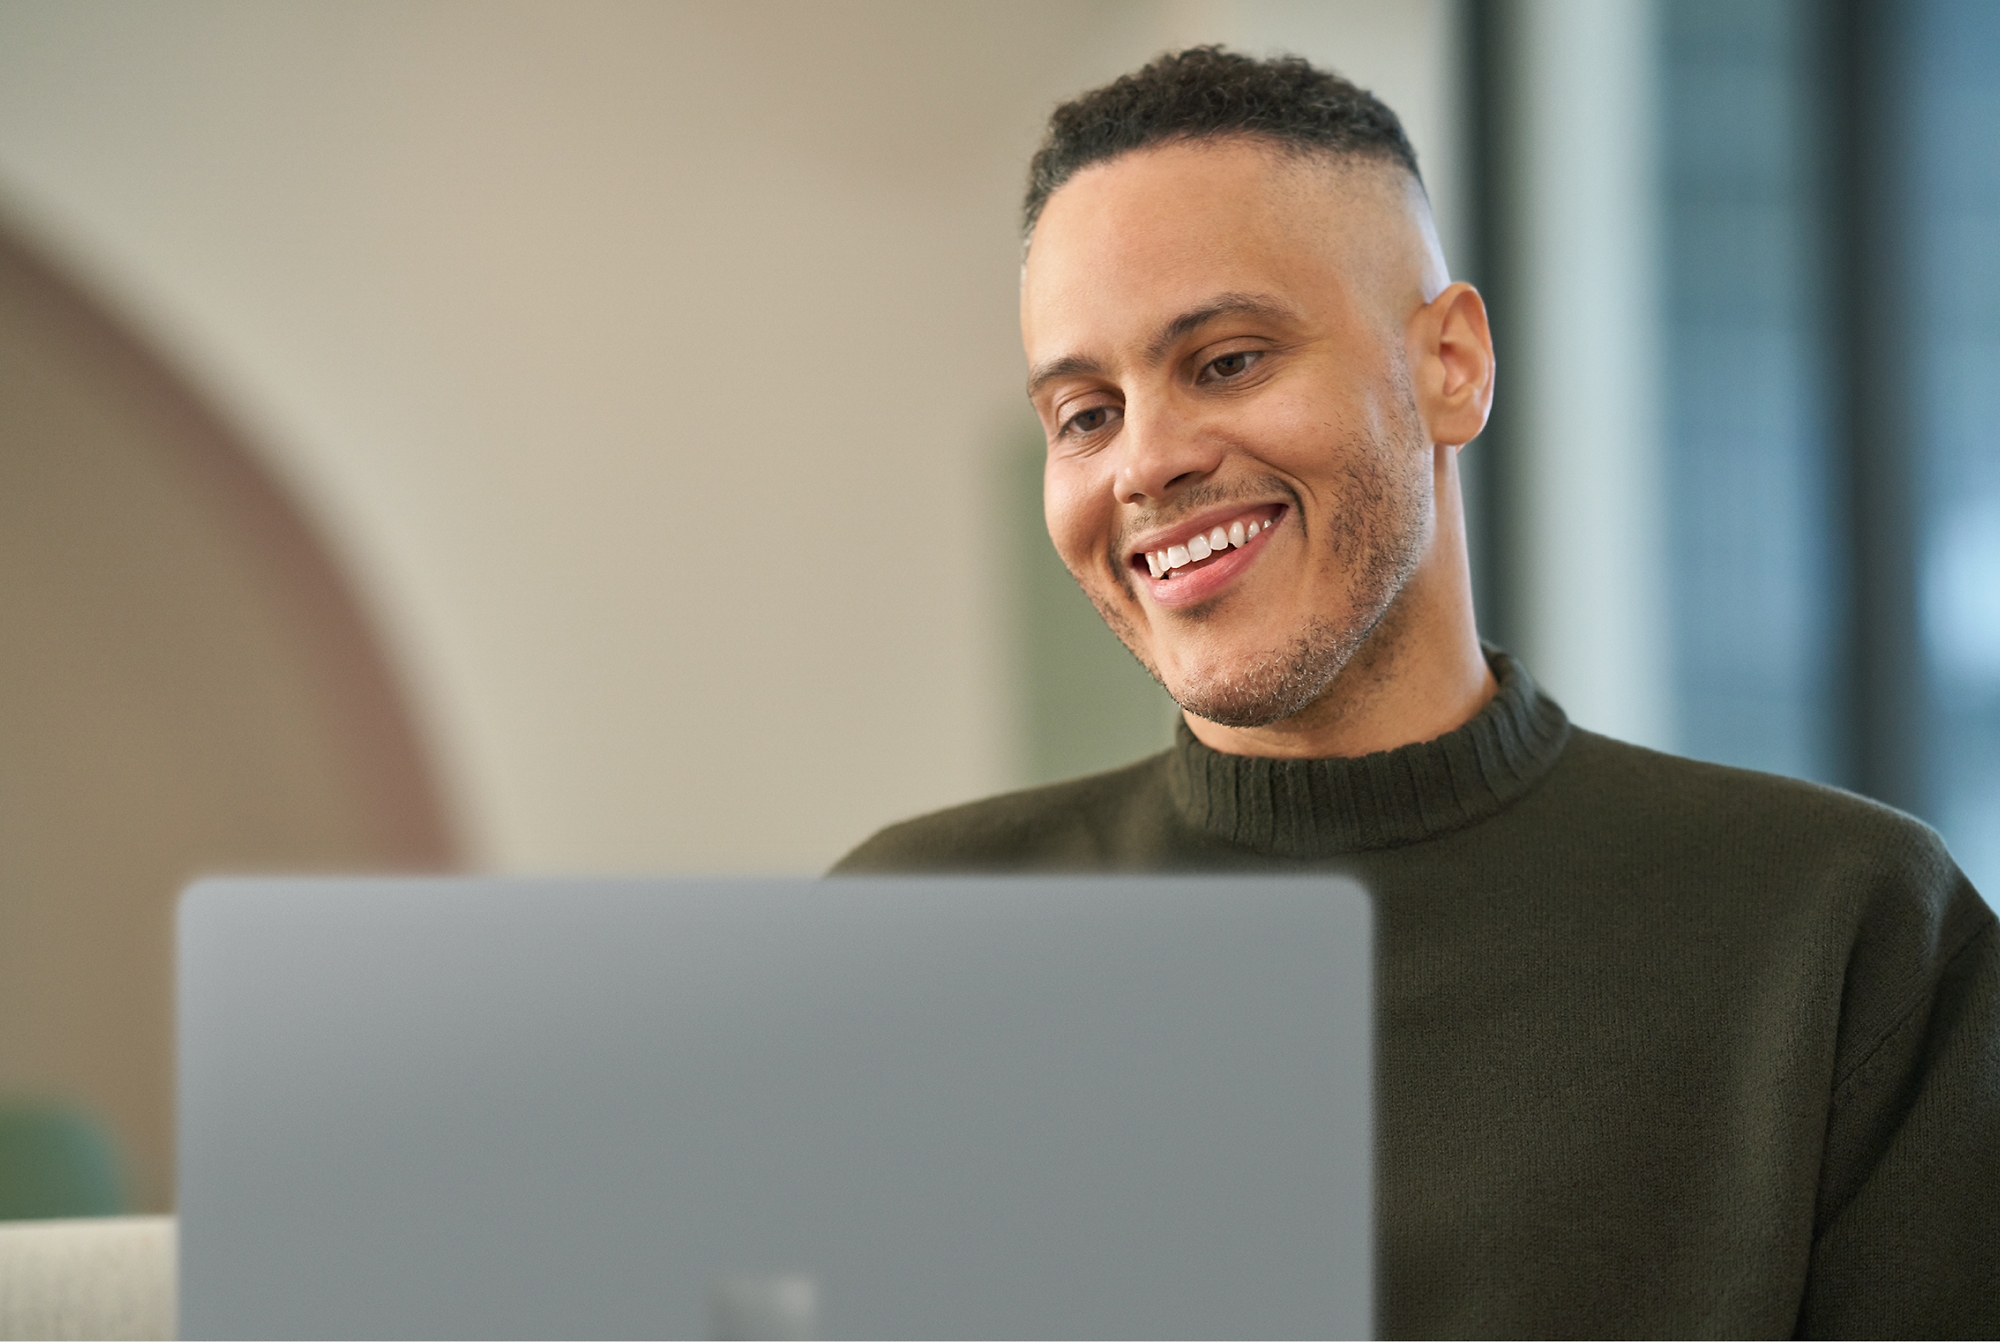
[1798,875,2000,1338]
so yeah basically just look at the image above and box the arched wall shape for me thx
[0,220,458,1212]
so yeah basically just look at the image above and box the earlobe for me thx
[1412,282,1495,449]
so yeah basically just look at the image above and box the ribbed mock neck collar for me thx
[1166,648,1570,858]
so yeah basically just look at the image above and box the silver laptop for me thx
[177,876,1372,1339]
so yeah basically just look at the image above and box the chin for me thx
[1160,621,1355,729]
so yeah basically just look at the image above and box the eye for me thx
[1200,350,1261,382]
[1060,404,1120,438]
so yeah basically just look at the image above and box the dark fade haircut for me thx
[1022,46,1422,238]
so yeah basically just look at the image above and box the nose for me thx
[1111,397,1225,504]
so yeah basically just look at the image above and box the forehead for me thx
[1021,141,1372,354]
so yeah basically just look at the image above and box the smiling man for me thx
[1026,113,1488,767]
[836,49,1998,1337]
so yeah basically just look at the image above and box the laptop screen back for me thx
[178,875,1372,1339]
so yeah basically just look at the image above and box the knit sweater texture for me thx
[834,651,2000,1338]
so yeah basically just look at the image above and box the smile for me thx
[1133,506,1284,580]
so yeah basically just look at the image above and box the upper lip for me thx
[1125,502,1284,565]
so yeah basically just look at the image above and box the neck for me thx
[1181,445,1495,760]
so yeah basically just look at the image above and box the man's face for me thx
[1022,140,1436,728]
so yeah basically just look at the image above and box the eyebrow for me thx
[1025,292,1299,398]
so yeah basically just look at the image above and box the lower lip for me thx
[1139,521,1278,609]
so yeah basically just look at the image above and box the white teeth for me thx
[1146,515,1277,579]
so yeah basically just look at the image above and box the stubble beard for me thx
[1081,404,1433,732]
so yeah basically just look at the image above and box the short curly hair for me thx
[1023,46,1421,238]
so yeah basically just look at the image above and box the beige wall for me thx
[0,0,1463,876]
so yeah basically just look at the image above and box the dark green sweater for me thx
[835,652,2000,1338]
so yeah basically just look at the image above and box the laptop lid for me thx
[178,875,1372,1339]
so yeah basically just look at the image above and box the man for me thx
[836,48,1998,1337]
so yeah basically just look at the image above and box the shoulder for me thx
[1545,728,1992,1032]
[1547,728,1962,889]
[831,752,1177,873]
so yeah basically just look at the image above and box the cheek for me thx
[1042,461,1113,576]
[1252,384,1406,508]
[1233,383,1350,469]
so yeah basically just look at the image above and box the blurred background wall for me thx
[0,0,1993,1216]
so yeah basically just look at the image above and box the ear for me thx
[1407,282,1495,449]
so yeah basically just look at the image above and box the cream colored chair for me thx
[0,1217,175,1341]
